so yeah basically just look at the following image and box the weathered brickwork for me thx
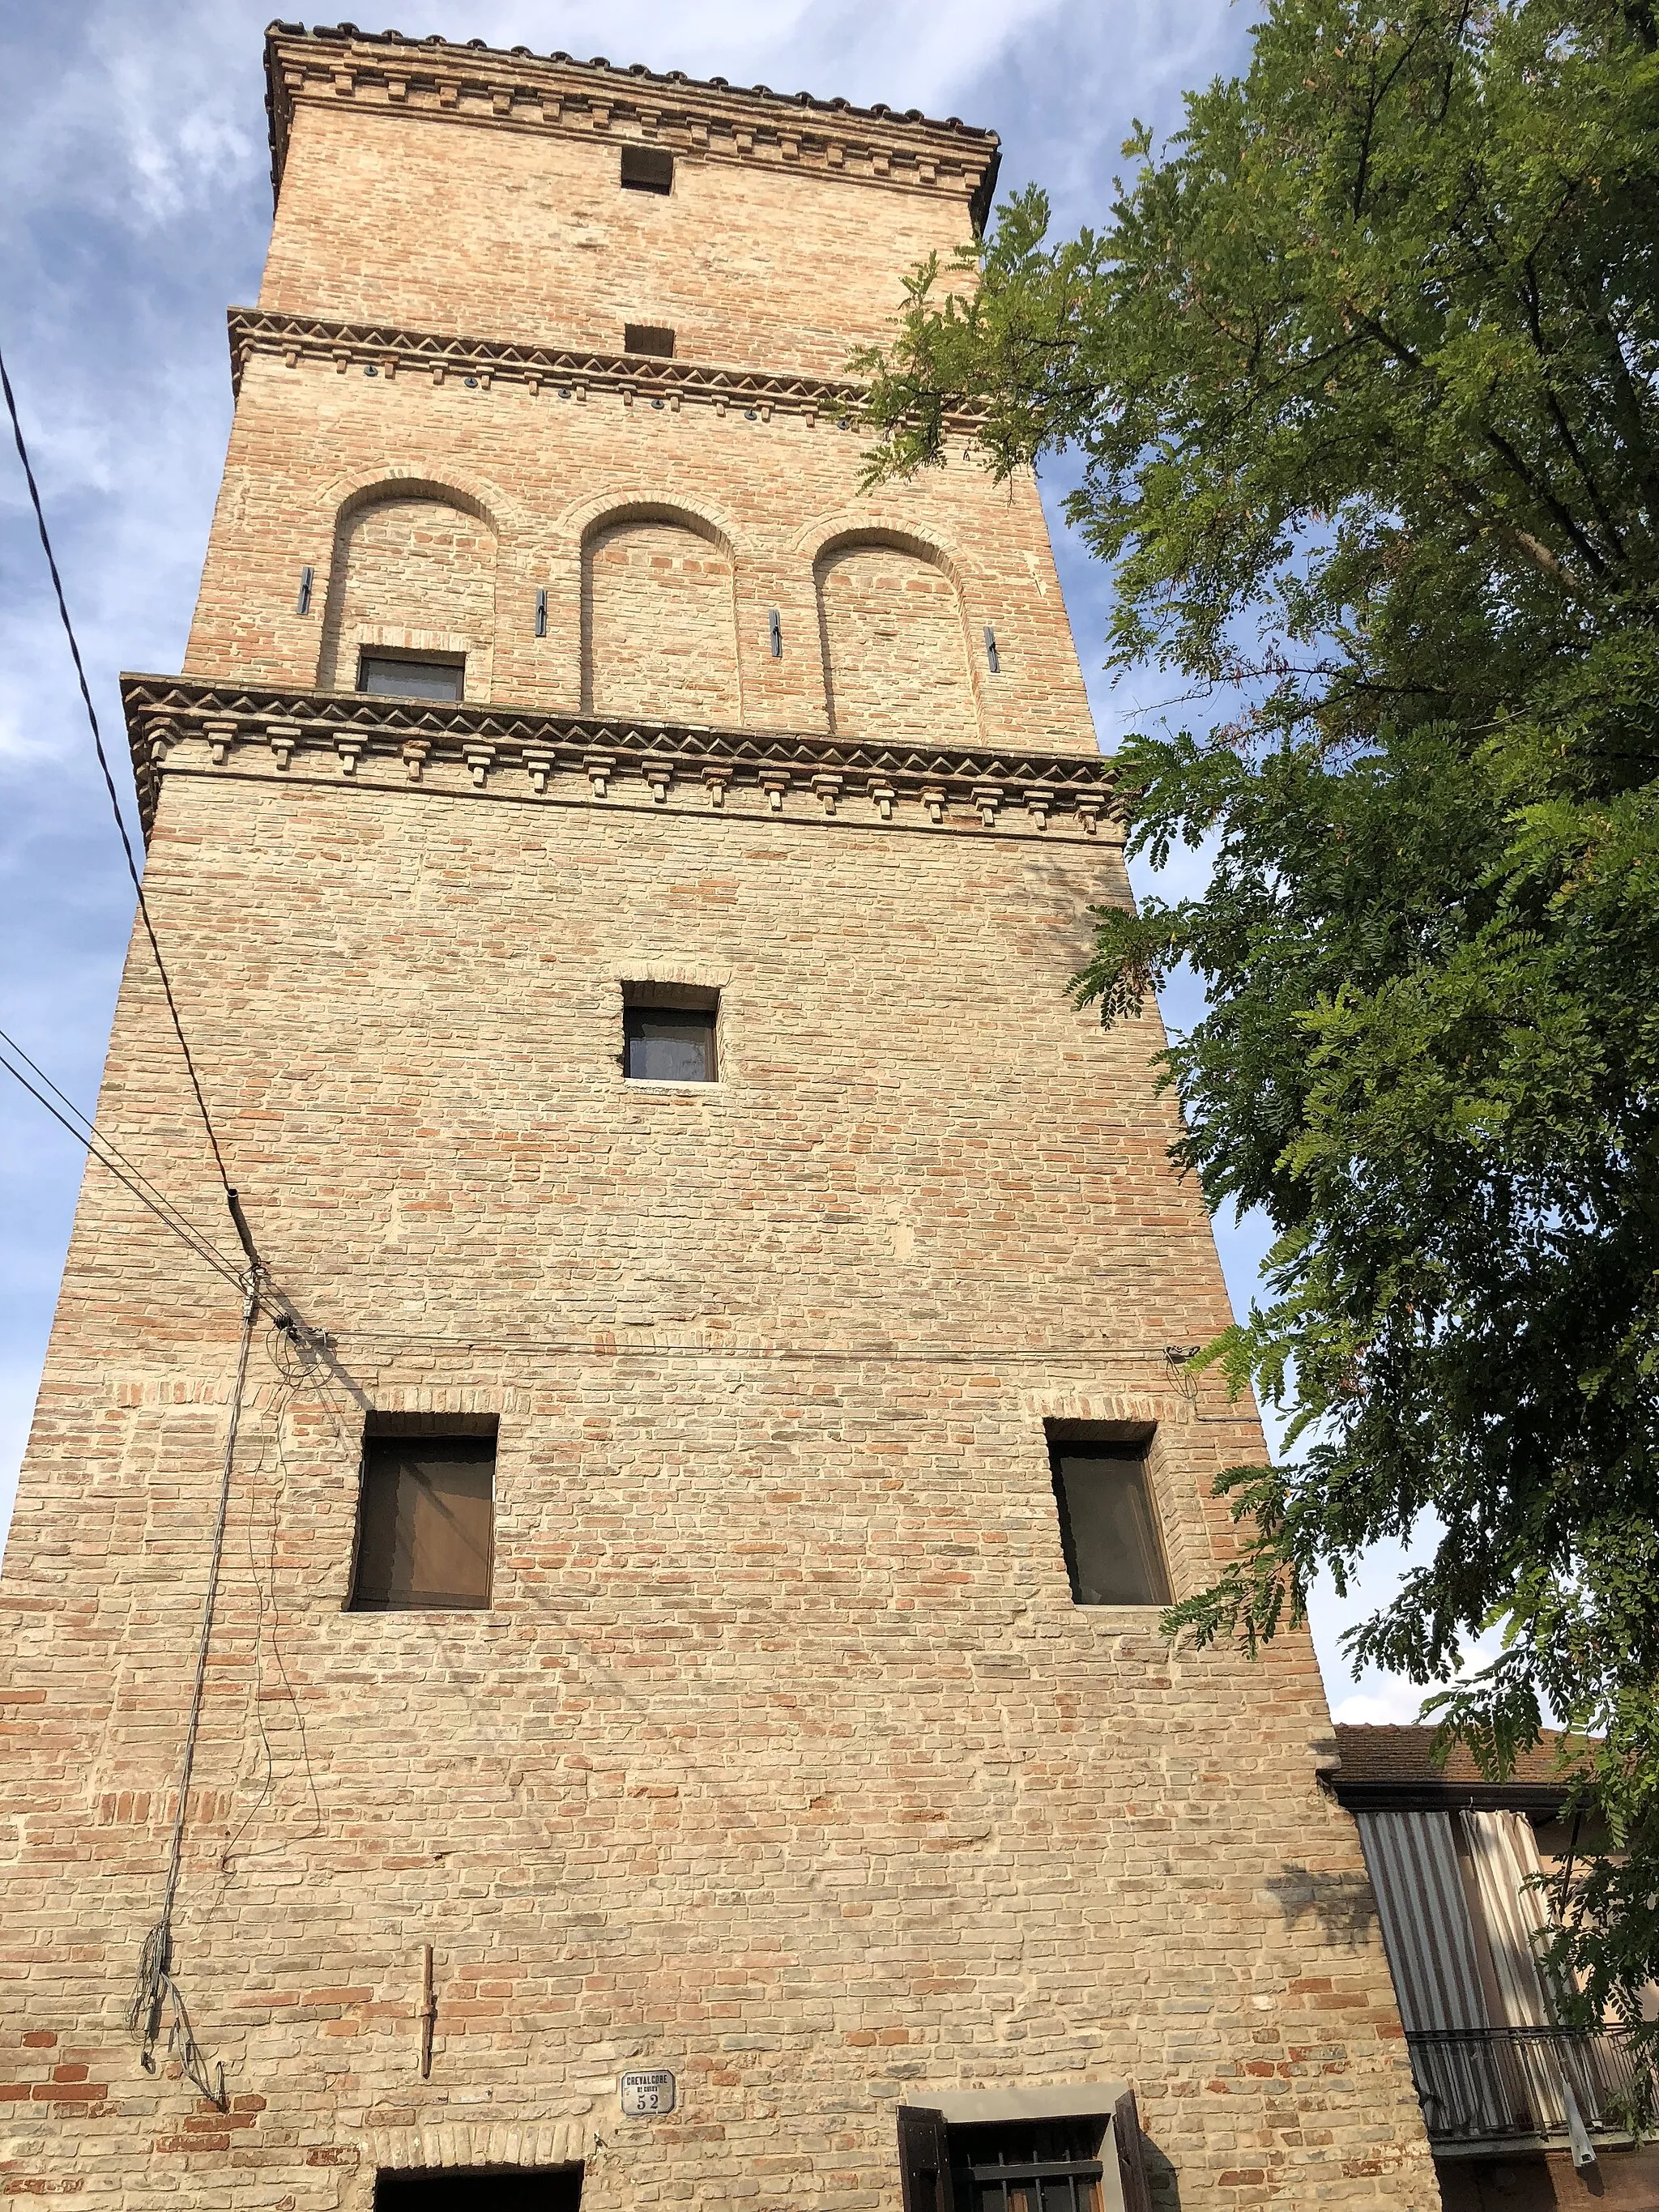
[183,352,1093,753]
[0,28,1440,2211]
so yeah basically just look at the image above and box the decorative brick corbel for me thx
[464,744,496,788]
[1025,786,1054,829]
[642,757,674,803]
[759,769,791,812]
[919,784,947,824]
[812,774,843,815]
[265,722,300,770]
[973,782,1003,827]
[523,747,554,794]
[203,718,238,766]
[1074,799,1101,836]
[702,765,732,808]
[402,739,430,782]
[586,752,615,798]
[868,779,896,821]
[147,718,178,765]
[335,735,365,775]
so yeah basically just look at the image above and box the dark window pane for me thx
[625,1005,716,1082]
[620,145,674,194]
[358,655,465,700]
[622,322,676,358]
[375,2169,582,2210]
[1051,1447,1171,1605]
[351,1435,494,1610]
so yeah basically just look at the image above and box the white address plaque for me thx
[620,2069,676,2116]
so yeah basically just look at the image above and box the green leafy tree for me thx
[857,0,1659,2073]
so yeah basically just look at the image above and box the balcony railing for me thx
[1406,2027,1648,2146]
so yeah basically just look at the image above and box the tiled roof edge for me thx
[263,21,1002,219]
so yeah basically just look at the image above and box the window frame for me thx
[621,982,721,1085]
[1044,1421,1173,1609]
[897,2091,1153,2212]
[346,1417,498,1615]
[356,648,467,701]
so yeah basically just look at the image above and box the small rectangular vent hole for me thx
[621,145,674,194]
[623,323,676,359]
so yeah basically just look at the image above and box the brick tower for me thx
[0,26,1439,2210]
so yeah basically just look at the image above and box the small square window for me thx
[349,1421,496,1611]
[1047,1424,1171,1606]
[358,653,465,701]
[622,323,676,359]
[622,985,719,1082]
[620,145,674,194]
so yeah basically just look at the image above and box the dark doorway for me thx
[375,2167,582,2210]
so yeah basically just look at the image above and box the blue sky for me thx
[0,0,1434,1723]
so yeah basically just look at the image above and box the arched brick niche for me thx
[580,507,740,724]
[814,533,979,744]
[318,483,499,698]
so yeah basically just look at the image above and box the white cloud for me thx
[1333,1688,1429,1727]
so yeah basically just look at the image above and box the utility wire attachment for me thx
[0,341,241,1216]
[126,1273,259,2108]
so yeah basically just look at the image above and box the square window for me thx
[898,2099,1151,2212]
[622,985,719,1083]
[622,322,676,359]
[357,653,465,701]
[1047,1425,1171,1607]
[620,145,674,194]
[349,1422,496,1612]
[375,2169,582,2210]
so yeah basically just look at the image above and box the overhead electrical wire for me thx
[0,1025,245,1289]
[0,341,256,1265]
[0,1034,246,1294]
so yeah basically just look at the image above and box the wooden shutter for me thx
[1112,2087,1153,2212]
[896,2105,954,2212]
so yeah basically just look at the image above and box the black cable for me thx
[0,343,241,1220]
[0,1046,244,1292]
[0,1022,241,1280]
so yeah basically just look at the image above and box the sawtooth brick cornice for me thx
[122,676,1120,846]
[263,24,1001,224]
[227,307,911,424]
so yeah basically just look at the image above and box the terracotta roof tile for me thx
[1333,1724,1585,1789]
[267,22,998,143]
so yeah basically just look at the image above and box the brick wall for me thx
[583,518,741,723]
[0,32,1441,2212]
[318,492,499,695]
[260,100,983,381]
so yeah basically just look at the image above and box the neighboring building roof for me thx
[262,23,1002,223]
[1330,1724,1586,1813]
